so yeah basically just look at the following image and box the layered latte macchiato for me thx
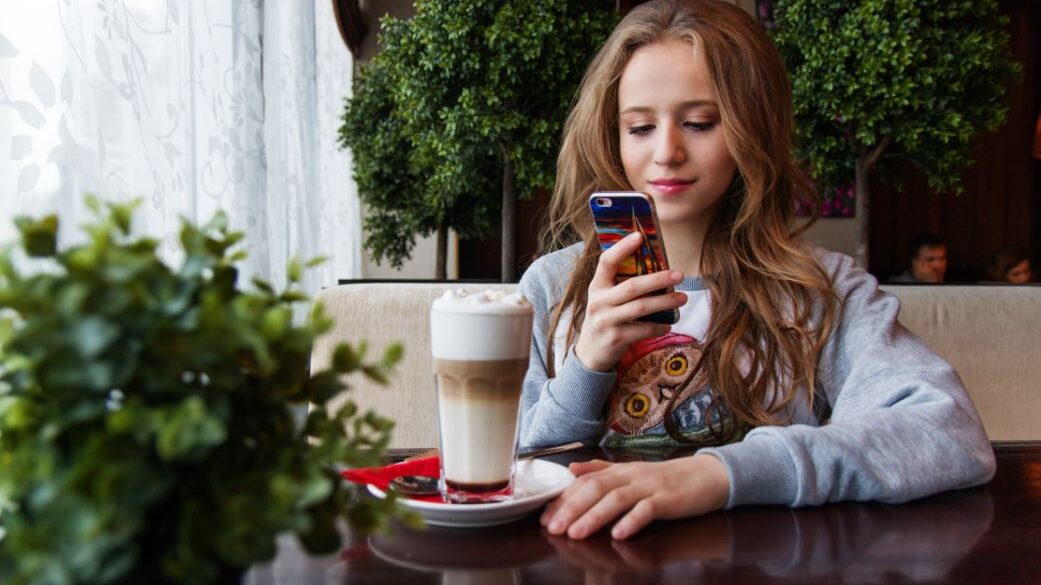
[430,289,533,503]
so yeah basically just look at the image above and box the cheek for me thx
[701,157,737,202]
[619,136,645,182]
[708,146,737,180]
[696,135,737,185]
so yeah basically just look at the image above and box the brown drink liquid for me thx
[434,358,528,494]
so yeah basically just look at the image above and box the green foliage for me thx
[0,199,407,584]
[340,0,617,267]
[772,0,1020,192]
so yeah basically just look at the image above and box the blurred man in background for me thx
[891,233,948,283]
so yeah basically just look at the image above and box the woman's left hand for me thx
[540,454,730,540]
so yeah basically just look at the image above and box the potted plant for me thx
[0,199,405,584]
[339,0,617,281]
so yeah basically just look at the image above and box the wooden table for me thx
[245,443,1041,584]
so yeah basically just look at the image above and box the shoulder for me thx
[888,270,916,283]
[518,242,584,309]
[809,246,900,321]
[811,248,874,293]
[810,247,855,277]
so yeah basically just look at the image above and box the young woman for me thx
[517,0,994,541]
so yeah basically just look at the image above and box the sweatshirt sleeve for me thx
[699,252,996,508]
[516,250,617,449]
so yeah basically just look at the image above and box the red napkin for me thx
[341,456,446,503]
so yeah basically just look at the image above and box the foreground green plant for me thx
[0,199,404,584]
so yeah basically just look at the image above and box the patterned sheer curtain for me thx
[0,0,361,293]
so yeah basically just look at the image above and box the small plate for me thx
[366,459,574,528]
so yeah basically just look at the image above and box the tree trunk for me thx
[435,221,447,280]
[501,148,517,283]
[853,136,891,271]
[854,154,870,269]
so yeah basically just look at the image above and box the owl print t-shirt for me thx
[551,276,741,449]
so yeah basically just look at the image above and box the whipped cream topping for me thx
[430,289,533,360]
[432,289,532,314]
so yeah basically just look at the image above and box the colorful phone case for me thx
[589,192,678,325]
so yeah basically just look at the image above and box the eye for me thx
[624,393,651,418]
[665,355,688,376]
[684,120,715,132]
[627,124,654,136]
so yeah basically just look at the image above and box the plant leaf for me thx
[12,101,45,129]
[0,31,19,57]
[29,62,56,108]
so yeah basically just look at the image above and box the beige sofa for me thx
[311,283,1041,448]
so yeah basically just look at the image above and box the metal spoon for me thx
[389,441,584,497]
[388,474,440,496]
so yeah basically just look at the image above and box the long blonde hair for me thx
[542,0,837,442]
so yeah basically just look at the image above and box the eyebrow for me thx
[619,100,717,115]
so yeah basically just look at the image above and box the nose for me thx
[653,124,686,166]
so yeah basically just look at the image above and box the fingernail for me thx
[549,519,564,533]
[671,271,683,282]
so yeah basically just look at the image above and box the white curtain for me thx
[0,0,361,293]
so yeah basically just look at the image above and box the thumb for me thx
[592,232,642,289]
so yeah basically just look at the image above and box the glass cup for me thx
[430,290,533,504]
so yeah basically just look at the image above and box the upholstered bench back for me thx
[311,284,513,448]
[881,285,1041,443]
[311,283,1041,447]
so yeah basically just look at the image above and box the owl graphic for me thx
[603,333,710,437]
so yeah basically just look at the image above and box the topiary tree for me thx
[339,56,483,280]
[771,0,1020,268]
[340,0,617,281]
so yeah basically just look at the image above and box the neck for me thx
[660,214,714,277]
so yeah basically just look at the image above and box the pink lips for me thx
[650,178,694,195]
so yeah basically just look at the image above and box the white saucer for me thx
[366,459,574,528]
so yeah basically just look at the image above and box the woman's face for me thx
[1007,259,1032,284]
[617,38,737,230]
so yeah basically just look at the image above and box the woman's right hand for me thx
[573,232,687,372]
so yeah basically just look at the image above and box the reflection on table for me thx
[245,444,1041,585]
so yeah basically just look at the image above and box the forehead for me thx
[618,38,716,110]
[1010,259,1030,271]
[916,245,947,259]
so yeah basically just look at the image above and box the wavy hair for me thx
[541,0,837,443]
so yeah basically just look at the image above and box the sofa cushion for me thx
[312,283,513,448]
[881,284,1041,442]
[311,283,1041,447]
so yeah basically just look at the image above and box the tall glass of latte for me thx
[430,289,533,504]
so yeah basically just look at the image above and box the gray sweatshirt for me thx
[517,243,995,508]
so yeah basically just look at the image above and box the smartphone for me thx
[588,192,679,325]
